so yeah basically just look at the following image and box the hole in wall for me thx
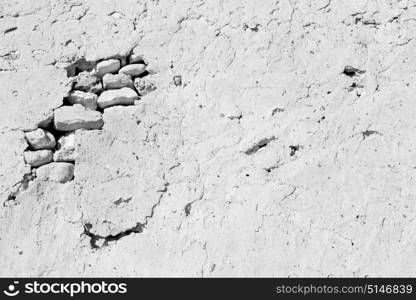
[22,51,159,184]
[342,66,366,77]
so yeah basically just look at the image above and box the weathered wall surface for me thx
[1,0,416,276]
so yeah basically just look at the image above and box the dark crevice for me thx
[271,107,284,116]
[356,18,380,26]
[244,137,276,155]
[96,106,105,114]
[83,183,168,249]
[347,82,364,91]
[184,202,192,216]
[4,171,36,206]
[128,57,146,65]
[362,130,381,139]
[65,58,96,77]
[173,75,182,86]
[264,164,279,173]
[136,70,150,78]
[289,145,300,156]
[62,95,72,106]
[113,196,132,205]
[4,26,17,34]
[83,222,144,249]
[224,113,242,121]
[156,183,169,193]
[243,23,260,32]
[183,188,204,217]
[342,66,366,77]
[1,50,20,61]
[45,120,66,144]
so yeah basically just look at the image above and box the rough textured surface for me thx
[54,104,103,131]
[94,59,121,77]
[128,47,145,64]
[103,73,134,90]
[53,132,77,162]
[134,76,158,96]
[97,87,138,109]
[1,0,416,277]
[25,128,56,150]
[118,63,146,76]
[72,72,102,94]
[36,162,74,183]
[24,150,53,167]
[68,91,98,110]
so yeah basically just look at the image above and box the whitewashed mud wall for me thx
[1,0,416,276]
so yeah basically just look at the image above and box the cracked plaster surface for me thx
[1,0,416,276]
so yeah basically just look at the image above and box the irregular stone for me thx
[24,150,53,167]
[94,59,120,77]
[89,82,103,94]
[36,162,74,183]
[134,76,157,96]
[68,90,98,110]
[53,104,103,131]
[53,132,77,162]
[128,47,145,64]
[103,73,133,90]
[97,87,138,109]
[25,128,56,150]
[118,64,146,76]
[73,71,100,93]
